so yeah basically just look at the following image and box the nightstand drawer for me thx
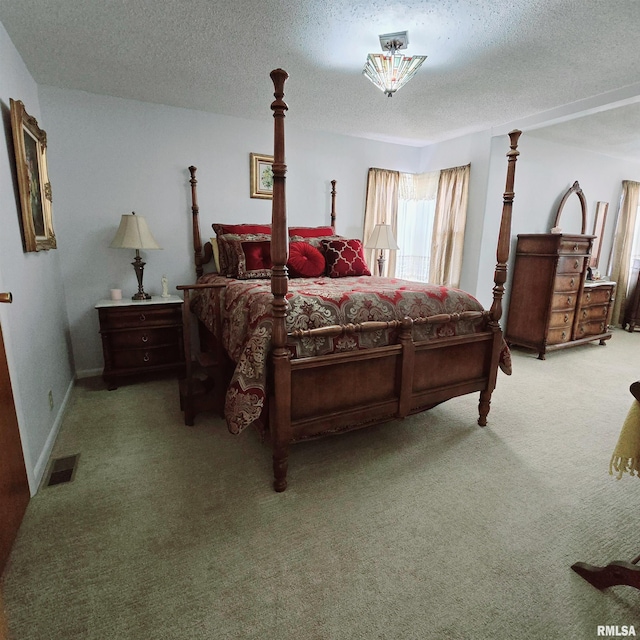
[575,321,607,339]
[110,345,182,370]
[107,327,180,349]
[581,286,614,307]
[98,306,181,330]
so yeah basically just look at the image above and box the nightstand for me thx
[96,295,185,389]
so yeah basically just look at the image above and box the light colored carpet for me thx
[2,329,640,639]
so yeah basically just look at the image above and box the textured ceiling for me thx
[1,0,640,153]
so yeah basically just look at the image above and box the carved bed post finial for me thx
[330,180,337,231]
[489,129,521,325]
[189,165,204,279]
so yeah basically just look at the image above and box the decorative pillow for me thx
[321,238,371,278]
[217,233,271,276]
[287,241,326,278]
[212,222,271,236]
[288,226,334,238]
[227,239,272,279]
[289,234,343,251]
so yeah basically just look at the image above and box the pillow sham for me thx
[288,226,334,238]
[287,241,326,278]
[321,238,371,278]
[227,239,272,279]
[217,232,271,276]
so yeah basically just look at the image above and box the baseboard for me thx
[30,378,75,496]
[75,367,102,379]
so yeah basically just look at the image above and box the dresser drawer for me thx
[581,286,614,307]
[578,304,609,322]
[110,345,182,370]
[553,273,580,292]
[547,326,572,345]
[574,321,608,339]
[99,306,181,330]
[549,310,574,329]
[107,327,180,349]
[551,291,577,311]
[558,238,591,255]
[557,256,585,274]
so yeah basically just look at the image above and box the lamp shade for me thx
[365,223,399,250]
[363,53,427,97]
[110,212,161,250]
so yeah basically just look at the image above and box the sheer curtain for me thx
[430,164,470,287]
[395,171,439,281]
[608,180,640,325]
[363,168,400,276]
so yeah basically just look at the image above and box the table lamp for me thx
[365,222,399,276]
[110,212,162,300]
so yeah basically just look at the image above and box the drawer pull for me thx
[561,331,567,340]
[142,334,149,343]
[582,310,587,319]
[585,293,591,302]
[573,244,579,252]
[564,313,569,323]
[139,313,146,322]
[574,260,579,269]
[570,278,575,288]
[143,352,150,362]
[566,296,572,305]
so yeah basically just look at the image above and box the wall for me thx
[478,132,640,314]
[0,22,74,494]
[37,86,422,376]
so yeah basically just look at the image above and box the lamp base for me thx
[131,292,151,301]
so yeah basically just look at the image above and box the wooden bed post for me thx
[479,129,521,427]
[489,129,521,325]
[330,180,337,232]
[189,166,205,279]
[269,68,292,492]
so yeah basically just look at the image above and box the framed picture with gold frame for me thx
[10,98,56,252]
[250,153,274,199]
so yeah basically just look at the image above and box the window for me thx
[395,171,439,282]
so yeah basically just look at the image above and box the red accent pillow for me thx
[287,241,326,278]
[217,233,271,276]
[227,239,272,279]
[321,238,371,277]
[288,226,334,238]
[213,223,271,236]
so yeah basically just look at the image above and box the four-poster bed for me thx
[179,68,522,492]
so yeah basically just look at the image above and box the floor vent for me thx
[46,454,79,487]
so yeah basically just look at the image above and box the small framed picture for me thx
[10,98,56,252]
[250,153,274,199]
[590,201,608,269]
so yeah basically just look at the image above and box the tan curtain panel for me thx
[363,168,400,276]
[429,164,470,287]
[609,180,640,325]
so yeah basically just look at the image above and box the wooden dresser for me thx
[505,233,615,359]
[623,258,640,332]
[96,295,185,389]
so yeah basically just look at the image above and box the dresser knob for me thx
[143,352,150,362]
[142,334,148,343]
[574,260,579,269]
[573,244,579,252]
[139,313,146,321]
[567,296,572,305]
[585,293,591,302]
[570,278,575,287]
[564,313,569,323]
[582,310,587,319]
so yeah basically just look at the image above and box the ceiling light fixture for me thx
[363,31,427,98]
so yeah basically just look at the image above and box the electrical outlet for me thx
[48,390,54,410]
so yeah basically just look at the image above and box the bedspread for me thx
[192,274,508,434]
